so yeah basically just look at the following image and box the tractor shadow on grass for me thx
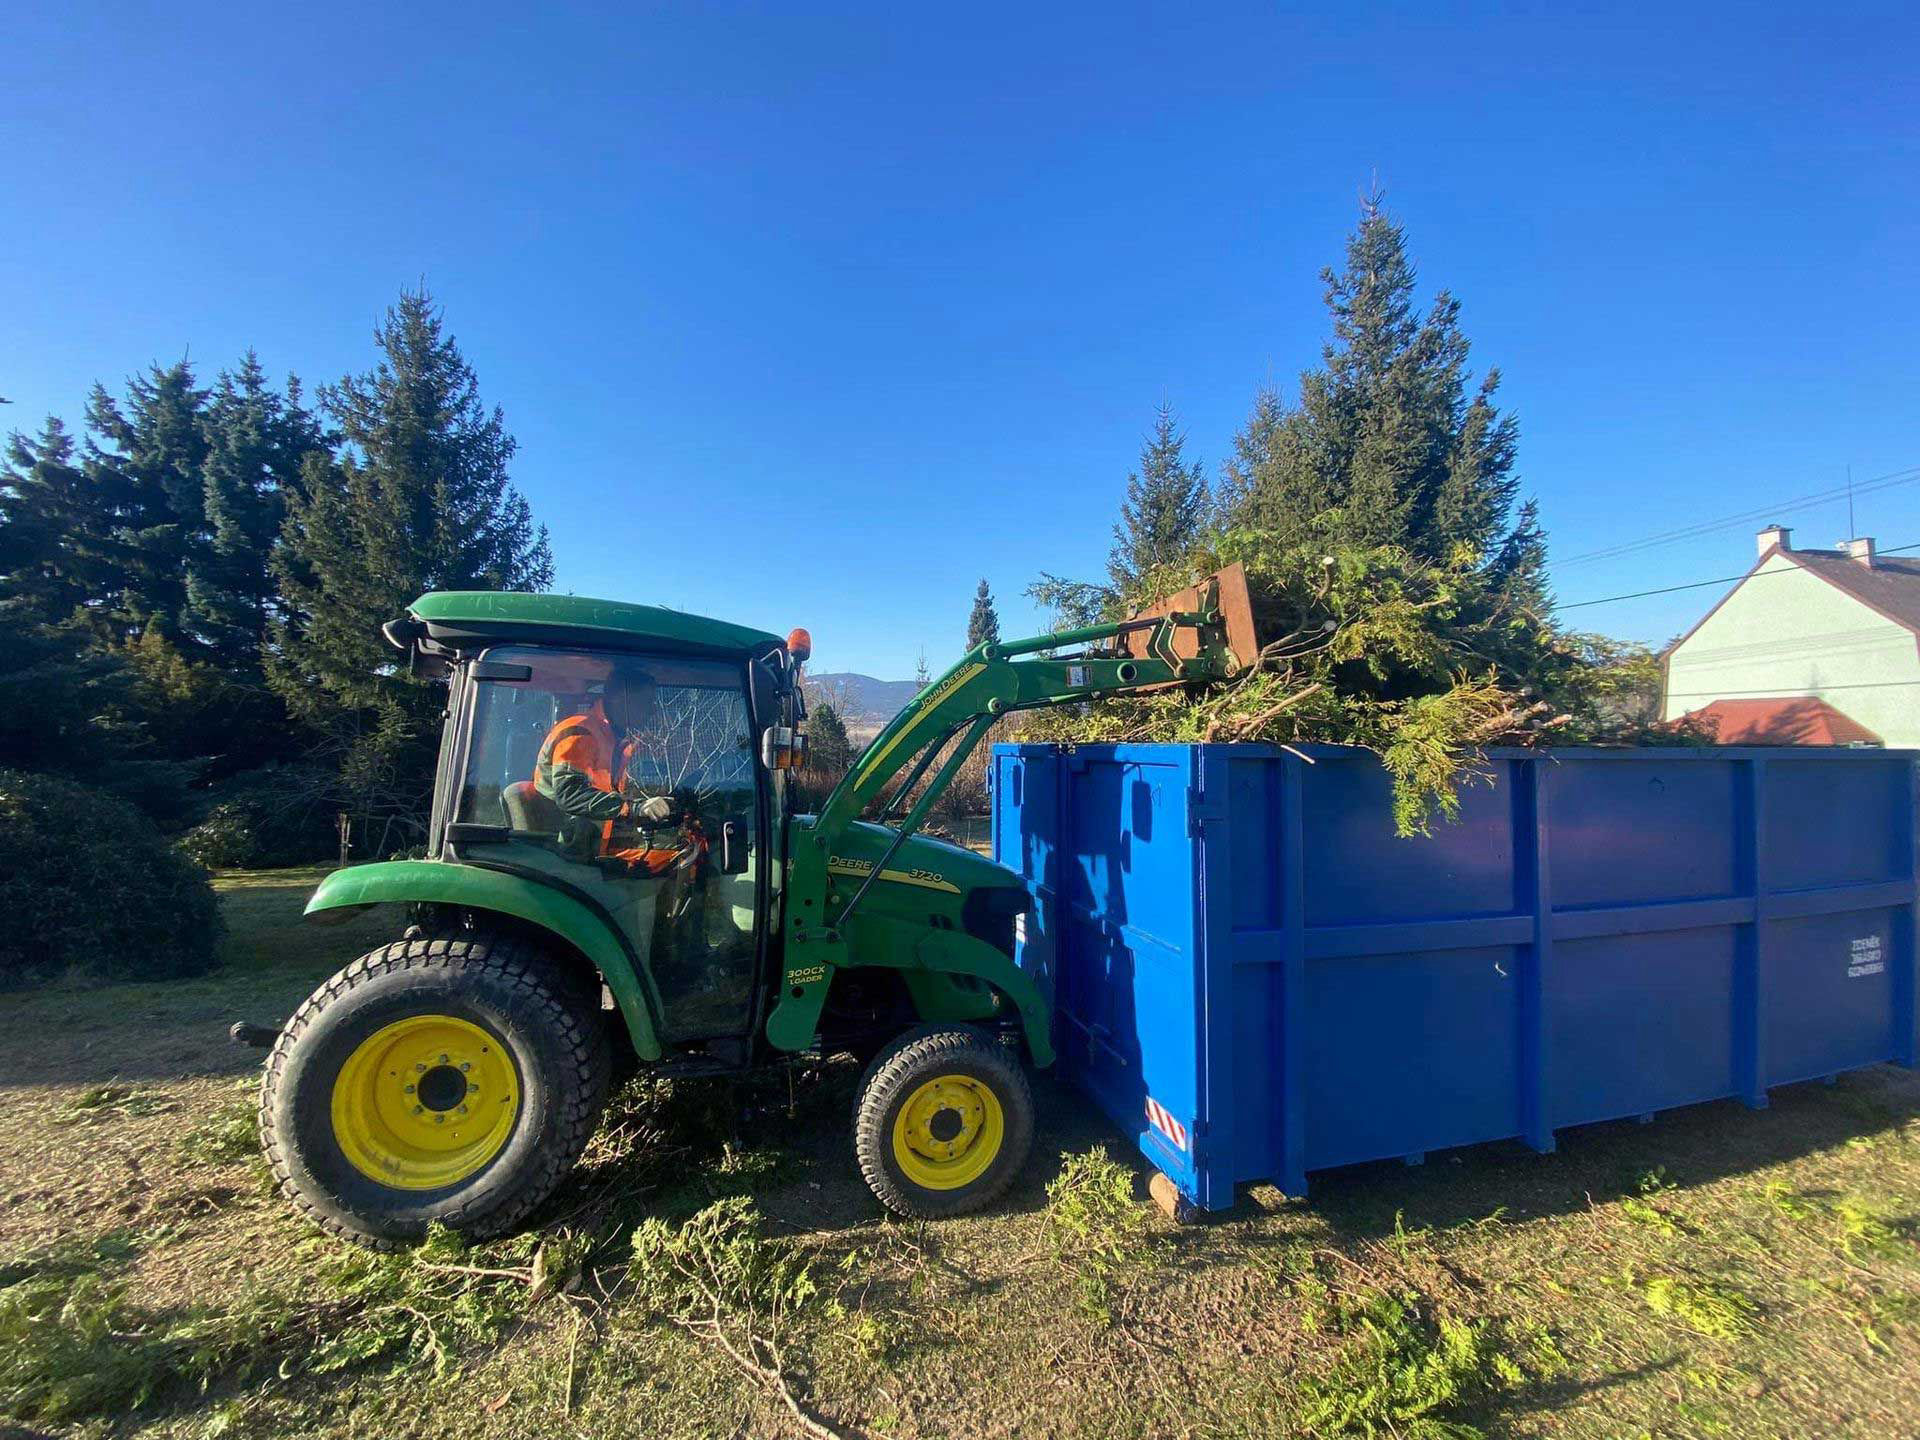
[543,1057,1920,1256]
[543,1062,1118,1244]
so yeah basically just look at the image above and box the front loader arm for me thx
[765,586,1248,1057]
[818,600,1244,848]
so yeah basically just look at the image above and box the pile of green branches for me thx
[1023,528,1668,836]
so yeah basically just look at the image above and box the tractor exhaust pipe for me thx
[229,1020,280,1049]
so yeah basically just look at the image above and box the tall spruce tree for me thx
[1225,192,1538,592]
[190,354,328,673]
[82,361,211,648]
[270,288,553,833]
[1108,402,1208,599]
[0,419,100,624]
[1216,384,1285,521]
[1028,196,1579,834]
[0,419,195,818]
[965,578,1000,651]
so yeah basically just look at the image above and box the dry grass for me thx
[2,867,1918,1437]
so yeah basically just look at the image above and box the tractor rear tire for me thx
[260,932,608,1250]
[854,1026,1034,1218]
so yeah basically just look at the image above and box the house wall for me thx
[1662,552,1920,745]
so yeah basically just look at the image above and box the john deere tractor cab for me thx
[260,574,1255,1246]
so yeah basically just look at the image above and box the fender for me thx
[908,924,1056,1067]
[828,910,1055,1067]
[304,860,662,1061]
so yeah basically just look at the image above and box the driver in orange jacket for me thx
[532,667,684,870]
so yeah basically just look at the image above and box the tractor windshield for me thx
[451,645,762,1043]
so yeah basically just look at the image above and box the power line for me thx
[1559,470,1920,568]
[1558,540,1920,611]
[1679,630,1915,664]
[1666,679,1920,698]
[1558,463,1920,567]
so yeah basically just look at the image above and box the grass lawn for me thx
[2,866,1919,1438]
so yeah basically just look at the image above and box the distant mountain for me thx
[807,672,924,725]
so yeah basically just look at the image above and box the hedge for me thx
[0,769,224,988]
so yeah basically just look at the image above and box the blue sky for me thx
[5,3,1916,678]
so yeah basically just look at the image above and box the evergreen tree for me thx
[1108,402,1208,599]
[1025,572,1115,630]
[270,288,553,833]
[1225,191,1538,588]
[1031,196,1575,835]
[0,420,196,818]
[190,354,328,672]
[82,361,211,647]
[807,702,853,777]
[0,419,101,624]
[1216,384,1286,521]
[965,578,1000,651]
[913,649,930,687]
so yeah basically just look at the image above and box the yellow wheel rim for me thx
[330,1015,519,1191]
[890,1073,1005,1191]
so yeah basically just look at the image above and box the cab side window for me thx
[455,647,593,838]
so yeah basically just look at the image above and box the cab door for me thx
[449,646,763,1046]
[621,662,763,1042]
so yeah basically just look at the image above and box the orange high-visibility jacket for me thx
[533,698,631,822]
[533,701,680,870]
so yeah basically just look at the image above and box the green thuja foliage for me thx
[629,1197,817,1321]
[1295,1289,1502,1439]
[0,1221,578,1423]
[1642,1275,1755,1341]
[1044,1149,1152,1325]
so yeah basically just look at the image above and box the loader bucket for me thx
[1116,562,1262,674]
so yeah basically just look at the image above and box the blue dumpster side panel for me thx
[992,743,1920,1210]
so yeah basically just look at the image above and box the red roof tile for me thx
[1681,696,1882,747]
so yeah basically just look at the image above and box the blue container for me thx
[990,743,1920,1211]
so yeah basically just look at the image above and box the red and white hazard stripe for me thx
[1144,1095,1188,1152]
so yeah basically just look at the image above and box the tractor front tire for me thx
[854,1026,1034,1218]
[260,932,608,1250]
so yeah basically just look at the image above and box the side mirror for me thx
[748,654,780,725]
[760,726,806,770]
[719,819,751,875]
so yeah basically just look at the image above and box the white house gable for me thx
[1662,540,1920,746]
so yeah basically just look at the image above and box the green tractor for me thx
[259,575,1254,1246]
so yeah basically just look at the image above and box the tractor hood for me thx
[813,819,1022,905]
[775,816,1053,1065]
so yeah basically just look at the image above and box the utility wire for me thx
[1559,540,1920,611]
[1568,465,1916,565]
[1559,463,1920,567]
[1666,679,1920,698]
[1679,631,1913,663]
